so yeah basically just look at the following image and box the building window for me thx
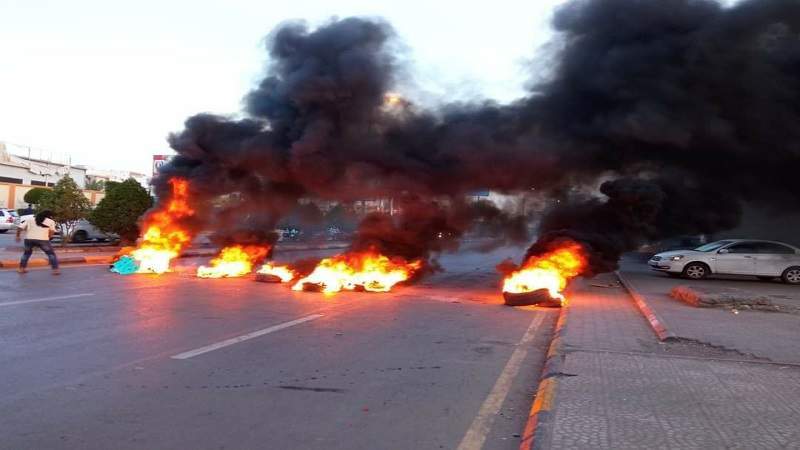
[0,176,23,184]
[30,180,47,186]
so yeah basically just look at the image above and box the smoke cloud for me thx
[152,0,800,275]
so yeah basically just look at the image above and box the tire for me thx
[682,262,710,280]
[0,229,7,234]
[781,266,800,285]
[72,230,88,243]
[757,276,775,282]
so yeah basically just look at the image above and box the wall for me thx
[0,183,104,210]
[0,161,86,188]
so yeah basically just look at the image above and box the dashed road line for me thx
[0,293,96,307]
[171,314,325,360]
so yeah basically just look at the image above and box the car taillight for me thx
[6,217,13,223]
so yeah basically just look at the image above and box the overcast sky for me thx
[1,0,567,174]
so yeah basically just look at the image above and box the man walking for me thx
[16,210,60,275]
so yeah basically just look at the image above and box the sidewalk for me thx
[530,273,800,449]
[618,257,800,364]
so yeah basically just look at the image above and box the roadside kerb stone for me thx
[615,270,677,341]
[2,245,122,253]
[0,243,350,269]
[670,285,781,312]
[519,302,569,450]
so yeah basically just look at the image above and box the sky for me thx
[0,0,567,175]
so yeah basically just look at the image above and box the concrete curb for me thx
[0,255,115,268]
[0,244,351,269]
[2,246,122,253]
[615,270,677,342]
[519,304,569,450]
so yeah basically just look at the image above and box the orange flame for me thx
[502,242,587,302]
[256,263,297,283]
[130,178,194,274]
[197,245,270,278]
[292,250,423,293]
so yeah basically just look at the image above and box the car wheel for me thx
[682,262,709,280]
[757,276,775,282]
[781,266,800,285]
[72,230,88,243]
[0,229,7,234]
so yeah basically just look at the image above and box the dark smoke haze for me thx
[153,0,800,274]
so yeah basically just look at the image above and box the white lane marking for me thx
[171,314,324,360]
[0,293,96,307]
[456,313,546,450]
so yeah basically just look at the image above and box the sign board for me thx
[152,155,174,176]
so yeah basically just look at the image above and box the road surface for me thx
[0,248,557,450]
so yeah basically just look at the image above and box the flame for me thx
[197,245,270,278]
[256,262,297,283]
[292,250,422,293]
[502,241,587,302]
[130,178,194,274]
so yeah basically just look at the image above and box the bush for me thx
[89,178,152,243]
[23,187,50,205]
[38,176,91,244]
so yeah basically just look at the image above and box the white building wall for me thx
[0,161,86,188]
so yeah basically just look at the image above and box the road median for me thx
[0,242,350,269]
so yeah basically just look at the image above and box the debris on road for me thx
[110,256,139,275]
[670,285,781,311]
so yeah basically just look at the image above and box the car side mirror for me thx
[718,248,730,254]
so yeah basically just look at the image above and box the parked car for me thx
[0,209,19,233]
[277,227,303,242]
[649,239,800,284]
[57,219,119,243]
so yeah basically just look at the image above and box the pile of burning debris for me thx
[110,177,587,306]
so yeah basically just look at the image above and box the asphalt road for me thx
[0,248,557,450]
[0,231,17,246]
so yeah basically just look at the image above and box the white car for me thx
[66,219,118,243]
[0,209,19,233]
[649,239,800,284]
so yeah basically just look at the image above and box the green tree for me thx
[38,176,92,245]
[89,178,152,243]
[85,178,106,191]
[23,187,50,205]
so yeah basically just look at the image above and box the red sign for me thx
[152,155,173,176]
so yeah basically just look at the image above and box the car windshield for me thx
[693,240,734,252]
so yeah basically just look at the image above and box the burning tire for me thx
[255,273,284,283]
[503,289,562,307]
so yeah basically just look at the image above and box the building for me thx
[82,167,149,189]
[0,142,103,210]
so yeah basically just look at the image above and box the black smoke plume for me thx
[153,0,800,275]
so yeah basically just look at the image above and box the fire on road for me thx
[0,249,559,450]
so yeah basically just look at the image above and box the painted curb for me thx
[0,255,114,268]
[2,246,122,253]
[519,304,569,450]
[615,270,677,342]
[0,244,351,269]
